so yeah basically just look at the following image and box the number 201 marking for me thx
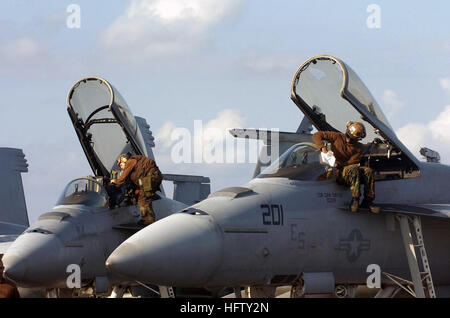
[261,204,284,226]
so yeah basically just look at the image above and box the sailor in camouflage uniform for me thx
[111,153,163,225]
[313,122,380,213]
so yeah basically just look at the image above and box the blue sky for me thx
[1,0,449,222]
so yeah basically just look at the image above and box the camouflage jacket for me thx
[115,155,160,187]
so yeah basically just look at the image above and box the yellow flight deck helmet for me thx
[346,121,366,140]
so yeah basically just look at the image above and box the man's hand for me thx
[110,179,117,184]
[321,147,328,154]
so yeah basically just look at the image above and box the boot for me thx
[137,219,150,226]
[138,205,155,226]
[361,198,381,214]
[138,215,154,226]
[349,197,359,213]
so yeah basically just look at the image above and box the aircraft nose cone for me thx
[3,258,26,283]
[2,233,65,287]
[107,213,223,287]
[106,242,143,276]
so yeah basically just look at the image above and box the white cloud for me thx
[0,36,66,80]
[439,77,450,95]
[100,0,243,60]
[396,105,450,164]
[126,0,239,23]
[155,121,177,148]
[203,109,245,141]
[156,109,245,150]
[153,109,256,199]
[397,80,450,163]
[153,109,265,165]
[429,105,450,144]
[0,37,42,62]
[382,89,405,119]
[396,123,429,157]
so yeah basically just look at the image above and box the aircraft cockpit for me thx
[56,178,109,208]
[290,55,421,181]
[257,143,329,181]
[67,77,158,209]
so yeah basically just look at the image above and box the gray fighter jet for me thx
[2,77,210,297]
[106,55,450,298]
[0,148,29,256]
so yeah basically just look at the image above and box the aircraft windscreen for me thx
[56,178,108,207]
[257,144,328,181]
[292,57,390,143]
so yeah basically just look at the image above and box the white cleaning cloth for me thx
[320,151,337,167]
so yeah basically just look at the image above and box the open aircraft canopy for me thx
[67,77,148,178]
[290,55,420,179]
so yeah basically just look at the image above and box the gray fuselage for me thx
[106,162,450,289]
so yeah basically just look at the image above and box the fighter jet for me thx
[0,148,29,256]
[2,77,210,297]
[106,55,450,298]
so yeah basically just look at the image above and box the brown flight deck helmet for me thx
[345,121,366,141]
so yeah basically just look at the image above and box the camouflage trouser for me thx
[336,164,375,200]
[136,169,163,224]
[137,192,156,225]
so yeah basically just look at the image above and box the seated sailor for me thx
[312,121,381,214]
